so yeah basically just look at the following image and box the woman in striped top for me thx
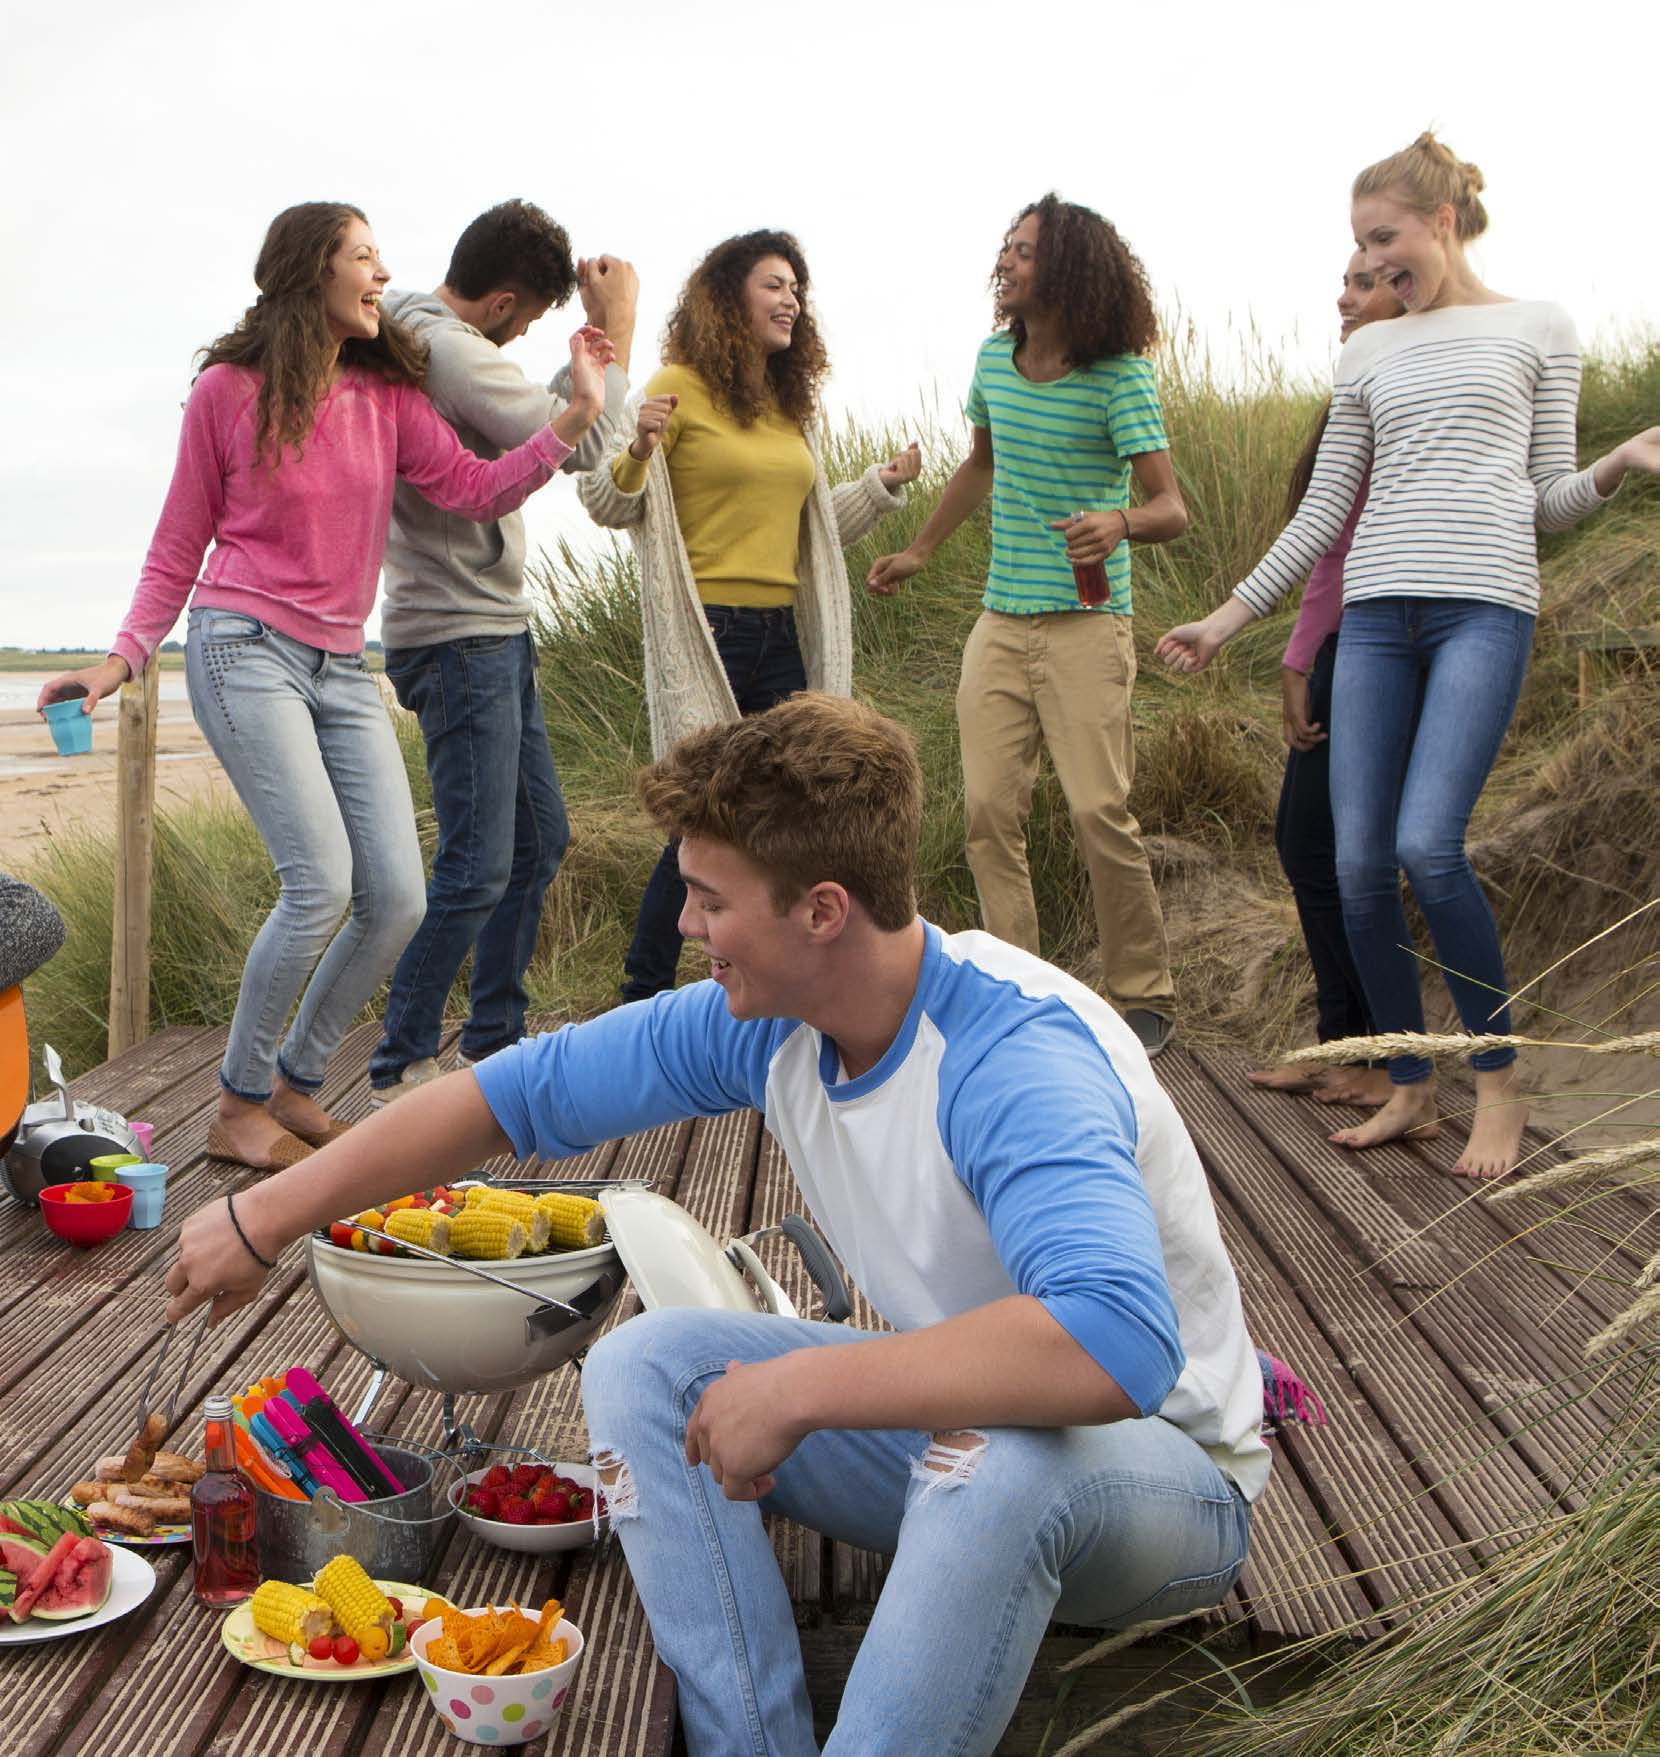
[1156,134,1660,1178]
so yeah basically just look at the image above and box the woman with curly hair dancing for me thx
[580,228,919,1004]
[869,195,1189,1056]
[38,202,613,1172]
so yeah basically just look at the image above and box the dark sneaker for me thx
[369,1056,443,1107]
[1124,1009,1175,1059]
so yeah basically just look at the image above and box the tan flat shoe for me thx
[282,1116,355,1149]
[206,1120,315,1173]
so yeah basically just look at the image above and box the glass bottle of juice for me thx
[190,1393,258,1606]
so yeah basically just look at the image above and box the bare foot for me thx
[1245,1063,1332,1094]
[211,1093,307,1167]
[266,1077,338,1138]
[1452,1067,1528,1179]
[1313,1067,1394,1108]
[1329,1080,1441,1151]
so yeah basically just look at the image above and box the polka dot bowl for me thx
[410,1609,585,1747]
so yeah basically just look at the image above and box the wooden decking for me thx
[2,1021,1653,1757]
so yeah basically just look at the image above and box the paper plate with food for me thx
[223,1555,453,1681]
[63,1443,204,1545]
[0,1500,157,1645]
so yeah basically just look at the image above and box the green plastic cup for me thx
[88,1153,143,1183]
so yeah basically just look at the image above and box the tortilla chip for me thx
[515,1637,568,1674]
[516,1598,568,1674]
[427,1634,465,1672]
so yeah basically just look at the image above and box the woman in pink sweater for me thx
[39,202,613,1172]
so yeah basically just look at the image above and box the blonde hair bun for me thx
[1355,131,1489,240]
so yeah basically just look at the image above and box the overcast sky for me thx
[3,0,1655,652]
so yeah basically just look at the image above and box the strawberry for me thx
[510,1464,539,1491]
[467,1487,500,1519]
[480,1465,510,1491]
[499,1497,534,1526]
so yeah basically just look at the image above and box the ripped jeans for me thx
[580,1308,1251,1757]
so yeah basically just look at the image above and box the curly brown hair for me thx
[662,230,829,429]
[997,193,1158,367]
[196,202,427,467]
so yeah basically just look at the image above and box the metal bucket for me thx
[253,1437,452,1585]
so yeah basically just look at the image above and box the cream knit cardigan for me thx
[577,400,906,758]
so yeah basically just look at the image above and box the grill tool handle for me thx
[752,1215,852,1322]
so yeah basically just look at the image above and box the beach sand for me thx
[0,674,233,859]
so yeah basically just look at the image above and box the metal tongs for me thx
[133,1305,214,1434]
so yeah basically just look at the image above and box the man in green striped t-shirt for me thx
[869,195,1189,1055]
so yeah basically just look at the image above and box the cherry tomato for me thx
[333,1634,360,1665]
[387,1597,404,1621]
[308,1634,334,1661]
[328,1222,355,1250]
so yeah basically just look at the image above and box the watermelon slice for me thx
[30,1538,112,1621]
[7,1532,112,1623]
[8,1532,80,1622]
[0,1499,92,1548]
[0,1535,46,1578]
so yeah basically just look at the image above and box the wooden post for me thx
[108,662,159,1058]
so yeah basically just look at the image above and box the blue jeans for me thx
[581,1308,1251,1757]
[185,609,427,1100]
[1276,634,1374,1044]
[1329,598,1534,1084]
[621,606,808,1003]
[369,632,568,1086]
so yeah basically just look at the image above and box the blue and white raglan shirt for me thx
[476,923,1270,1501]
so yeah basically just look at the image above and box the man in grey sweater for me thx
[369,200,635,1102]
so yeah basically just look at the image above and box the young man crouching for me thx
[165,693,1267,1757]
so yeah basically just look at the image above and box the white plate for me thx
[221,1579,436,1680]
[0,1543,157,1645]
[451,1462,609,1554]
[60,1496,190,1548]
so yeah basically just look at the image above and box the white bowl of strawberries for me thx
[450,1457,609,1555]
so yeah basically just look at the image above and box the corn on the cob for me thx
[385,1207,453,1254]
[533,1192,606,1249]
[449,1210,528,1260]
[463,1186,536,1216]
[462,1186,548,1249]
[250,1579,333,1647]
[314,1555,394,1661]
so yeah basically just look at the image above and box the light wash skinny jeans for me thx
[185,608,426,1100]
[581,1307,1251,1757]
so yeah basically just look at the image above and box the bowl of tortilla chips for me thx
[410,1597,585,1746]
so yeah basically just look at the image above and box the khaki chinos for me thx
[956,607,1174,1012]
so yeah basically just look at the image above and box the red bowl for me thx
[39,1181,133,1247]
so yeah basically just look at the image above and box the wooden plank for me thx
[1156,1054,1560,1548]
[1188,1050,1633,1495]
[0,1021,385,1384]
[1213,1183,1479,1625]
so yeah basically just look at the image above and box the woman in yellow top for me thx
[580,229,919,1002]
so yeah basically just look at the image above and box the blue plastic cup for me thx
[43,699,94,756]
[116,1163,168,1229]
